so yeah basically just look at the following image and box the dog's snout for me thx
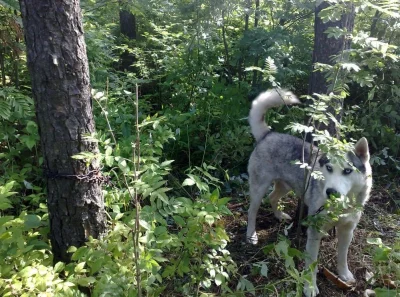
[326,188,339,197]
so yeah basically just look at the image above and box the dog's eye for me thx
[326,165,333,172]
[343,168,353,175]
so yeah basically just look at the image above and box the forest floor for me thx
[224,185,400,296]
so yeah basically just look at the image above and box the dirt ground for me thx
[224,186,400,296]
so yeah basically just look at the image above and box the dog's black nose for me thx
[326,188,339,197]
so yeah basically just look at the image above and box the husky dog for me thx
[246,89,372,296]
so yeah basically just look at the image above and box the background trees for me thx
[0,0,399,296]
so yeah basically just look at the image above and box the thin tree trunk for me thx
[118,0,137,72]
[298,2,356,238]
[19,0,107,264]
[252,0,260,88]
[370,10,382,37]
[13,53,19,88]
[308,1,355,136]
[119,1,137,39]
[238,0,251,82]
[222,10,229,66]
[0,48,5,86]
[244,0,250,31]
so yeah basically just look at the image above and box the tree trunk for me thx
[308,1,355,136]
[0,47,5,86]
[251,0,260,88]
[370,10,382,37]
[119,7,137,39]
[244,0,250,31]
[19,0,107,264]
[238,0,251,82]
[222,9,229,66]
[118,1,137,71]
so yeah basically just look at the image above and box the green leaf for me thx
[0,99,12,120]
[156,191,169,204]
[54,262,65,273]
[160,160,174,167]
[19,266,38,278]
[0,201,13,211]
[71,246,88,261]
[74,262,86,273]
[182,178,195,186]
[173,215,185,227]
[20,135,37,149]
[217,197,230,206]
[210,188,219,203]
[68,246,77,253]
[139,219,151,230]
[0,216,14,227]
[204,214,214,225]
[367,238,383,246]
[237,278,255,295]
[24,214,42,229]
[162,265,176,278]
[116,158,130,173]
[1,181,16,193]
[215,273,224,286]
[77,277,96,287]
[260,263,268,277]
[105,156,114,167]
[197,211,207,217]
[88,258,103,274]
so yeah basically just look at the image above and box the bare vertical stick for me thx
[132,83,142,297]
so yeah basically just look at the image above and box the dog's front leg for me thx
[336,222,357,284]
[304,227,323,297]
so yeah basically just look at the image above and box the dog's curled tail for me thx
[249,89,300,141]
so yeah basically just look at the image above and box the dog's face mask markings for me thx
[246,89,372,297]
[322,160,363,199]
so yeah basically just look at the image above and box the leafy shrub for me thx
[366,237,400,296]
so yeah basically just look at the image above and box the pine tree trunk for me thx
[120,9,137,39]
[308,1,355,136]
[19,0,107,264]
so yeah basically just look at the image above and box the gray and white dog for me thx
[246,89,372,296]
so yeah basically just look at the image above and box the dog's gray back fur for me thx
[250,132,314,195]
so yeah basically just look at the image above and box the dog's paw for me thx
[246,232,258,245]
[274,211,292,221]
[303,282,319,297]
[338,269,356,284]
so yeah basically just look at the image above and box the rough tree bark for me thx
[308,1,355,136]
[19,0,107,264]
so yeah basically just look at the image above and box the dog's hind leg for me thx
[269,180,292,221]
[336,220,358,284]
[246,177,271,245]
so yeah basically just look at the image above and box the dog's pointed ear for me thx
[354,137,369,163]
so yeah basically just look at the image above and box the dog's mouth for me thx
[326,188,340,198]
